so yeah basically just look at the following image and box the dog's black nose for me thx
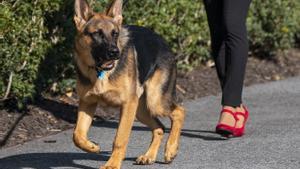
[108,47,120,59]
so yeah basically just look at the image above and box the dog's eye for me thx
[111,30,119,38]
[84,29,91,36]
[92,30,104,37]
[85,29,104,39]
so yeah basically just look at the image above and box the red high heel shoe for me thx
[216,108,239,137]
[232,106,249,137]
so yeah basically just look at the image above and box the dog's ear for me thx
[74,0,93,31]
[106,0,123,25]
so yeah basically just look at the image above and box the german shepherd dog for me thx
[73,0,185,168]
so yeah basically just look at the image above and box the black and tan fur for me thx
[73,0,185,168]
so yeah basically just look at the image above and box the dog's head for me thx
[74,0,125,71]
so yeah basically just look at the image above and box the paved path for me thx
[1,77,300,169]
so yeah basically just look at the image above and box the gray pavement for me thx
[0,77,300,169]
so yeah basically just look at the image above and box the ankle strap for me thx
[235,106,249,117]
[235,112,245,117]
[221,109,239,121]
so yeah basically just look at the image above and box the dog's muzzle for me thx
[91,45,120,71]
[107,47,120,60]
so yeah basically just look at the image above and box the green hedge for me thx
[0,0,61,107]
[248,0,300,56]
[0,0,75,108]
[0,0,299,107]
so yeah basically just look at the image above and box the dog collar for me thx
[97,71,106,79]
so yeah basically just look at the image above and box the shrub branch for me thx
[0,72,13,101]
[1,60,27,101]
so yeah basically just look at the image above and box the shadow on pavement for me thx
[0,112,27,148]
[0,152,112,169]
[0,152,143,169]
[94,121,227,141]
[34,98,78,124]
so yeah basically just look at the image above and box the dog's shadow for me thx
[0,152,104,169]
[0,151,174,169]
[0,151,161,169]
[94,120,227,141]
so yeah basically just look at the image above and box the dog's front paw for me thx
[164,144,178,163]
[100,166,119,169]
[136,155,155,165]
[100,160,121,169]
[164,152,177,164]
[73,134,100,153]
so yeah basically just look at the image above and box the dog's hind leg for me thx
[164,104,185,163]
[139,67,185,164]
[73,101,100,153]
[135,95,165,165]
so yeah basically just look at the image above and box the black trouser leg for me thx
[203,0,226,88]
[204,0,251,107]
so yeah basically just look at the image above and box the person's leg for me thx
[204,0,236,128]
[222,0,251,107]
[203,0,226,87]
[222,0,252,131]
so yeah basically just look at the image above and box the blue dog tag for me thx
[97,71,105,79]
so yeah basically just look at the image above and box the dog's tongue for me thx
[101,61,115,69]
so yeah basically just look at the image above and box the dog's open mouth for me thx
[97,60,115,71]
